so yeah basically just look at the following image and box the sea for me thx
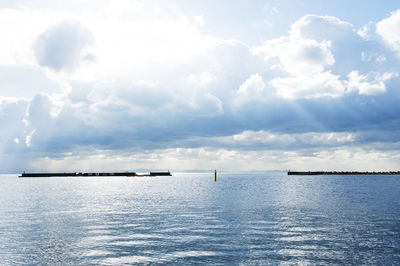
[0,172,399,265]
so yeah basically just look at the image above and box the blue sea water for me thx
[0,172,399,265]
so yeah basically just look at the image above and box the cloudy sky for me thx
[1,0,400,173]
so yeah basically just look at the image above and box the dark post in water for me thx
[214,170,217,182]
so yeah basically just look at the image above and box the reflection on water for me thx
[0,173,399,264]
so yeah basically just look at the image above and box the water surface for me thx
[0,172,399,264]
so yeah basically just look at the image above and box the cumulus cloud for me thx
[254,29,344,99]
[34,20,94,71]
[290,15,354,41]
[376,9,400,56]
[254,37,335,75]
[271,71,344,99]
[252,14,397,100]
[346,71,397,95]
[234,73,267,105]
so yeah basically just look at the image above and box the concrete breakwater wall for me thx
[288,171,400,175]
[19,171,171,177]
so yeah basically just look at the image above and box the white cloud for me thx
[271,71,344,99]
[345,71,397,95]
[377,9,400,56]
[254,26,343,99]
[253,14,395,99]
[357,22,375,40]
[361,51,386,63]
[215,130,356,149]
[290,14,354,41]
[235,73,268,105]
[254,37,335,75]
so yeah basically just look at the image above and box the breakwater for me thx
[288,171,400,175]
[19,171,171,177]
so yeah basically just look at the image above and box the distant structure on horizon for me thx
[19,171,172,177]
[288,171,400,175]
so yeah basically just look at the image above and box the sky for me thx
[1,0,400,173]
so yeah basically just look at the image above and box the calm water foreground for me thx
[0,172,399,265]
